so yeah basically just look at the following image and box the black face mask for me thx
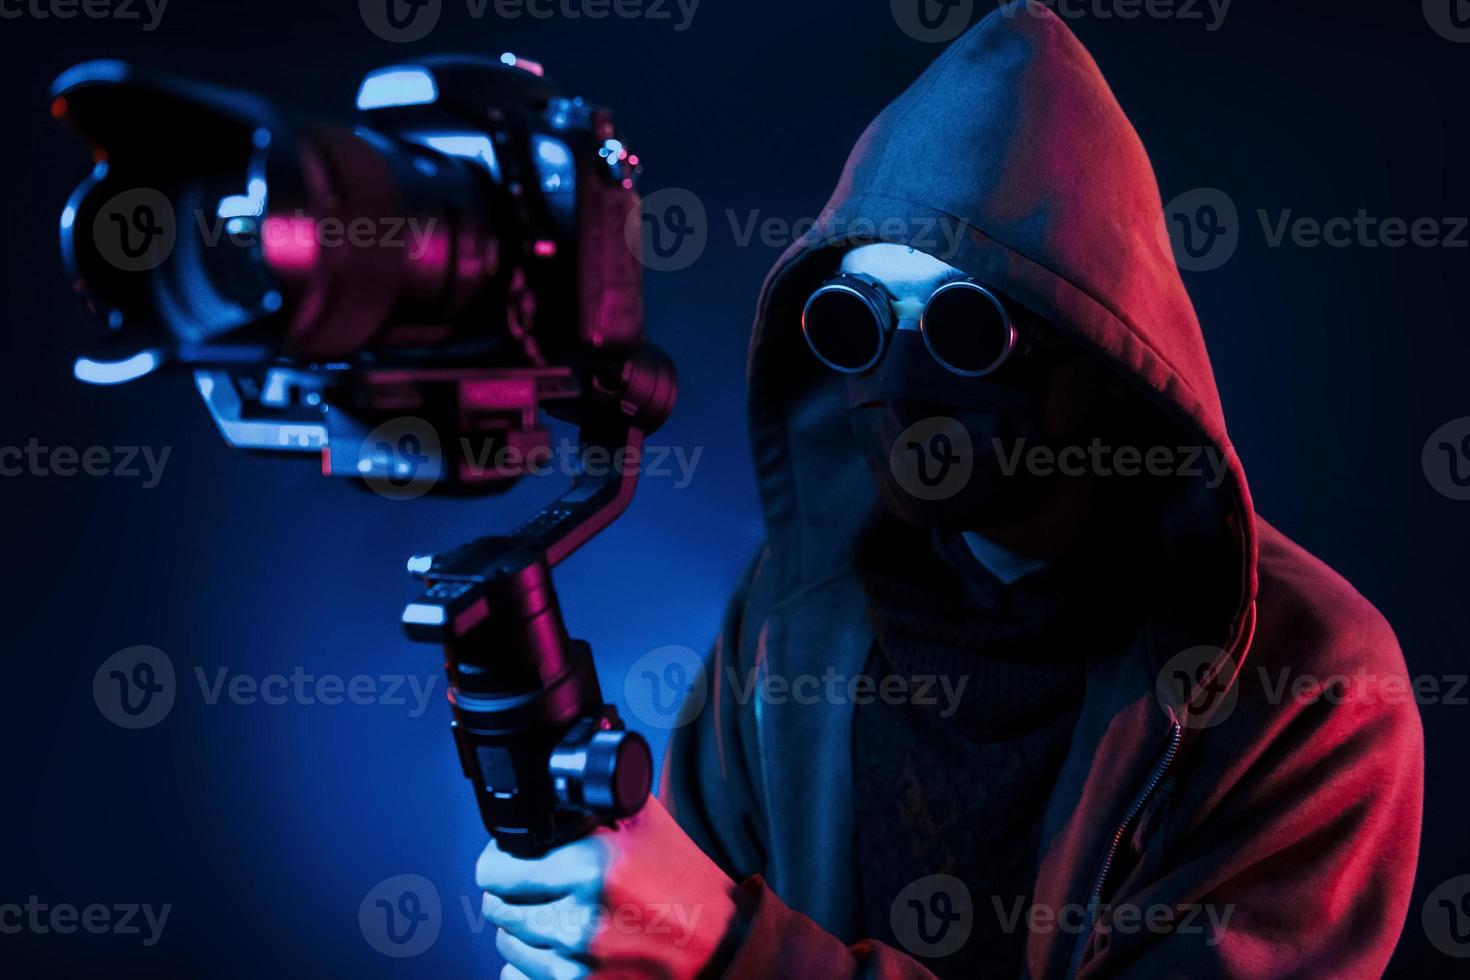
[803,270,1158,532]
[845,328,1070,530]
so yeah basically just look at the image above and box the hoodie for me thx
[660,4,1423,977]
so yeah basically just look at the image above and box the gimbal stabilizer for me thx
[52,53,671,859]
[401,347,676,857]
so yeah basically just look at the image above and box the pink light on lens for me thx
[262,215,319,273]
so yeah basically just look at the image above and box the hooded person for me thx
[476,4,1424,977]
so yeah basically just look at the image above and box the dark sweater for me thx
[851,514,1157,978]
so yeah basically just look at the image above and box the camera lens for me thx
[801,280,889,374]
[920,280,1016,377]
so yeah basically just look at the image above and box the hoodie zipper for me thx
[1064,720,1183,979]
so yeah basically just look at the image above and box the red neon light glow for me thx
[261,215,320,273]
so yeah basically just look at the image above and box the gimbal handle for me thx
[400,345,675,857]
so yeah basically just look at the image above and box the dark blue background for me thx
[1,1,1465,975]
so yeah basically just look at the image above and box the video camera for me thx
[54,53,674,856]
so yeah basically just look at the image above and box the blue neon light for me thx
[356,67,439,110]
[74,350,160,385]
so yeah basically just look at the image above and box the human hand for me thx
[476,796,751,979]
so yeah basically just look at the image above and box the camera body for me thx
[55,53,646,491]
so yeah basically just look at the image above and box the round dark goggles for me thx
[801,274,1020,377]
